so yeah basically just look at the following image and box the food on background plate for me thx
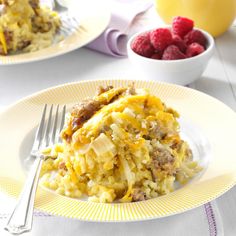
[131,16,208,60]
[41,85,202,203]
[0,0,61,55]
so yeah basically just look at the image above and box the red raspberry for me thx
[131,32,154,57]
[172,16,194,38]
[150,28,173,51]
[162,45,186,60]
[186,43,205,57]
[151,51,162,60]
[172,34,187,53]
[184,29,207,48]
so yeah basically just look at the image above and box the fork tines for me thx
[59,14,83,36]
[32,104,66,154]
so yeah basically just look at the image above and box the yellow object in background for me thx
[155,0,236,37]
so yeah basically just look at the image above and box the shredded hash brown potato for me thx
[0,0,61,55]
[40,85,202,203]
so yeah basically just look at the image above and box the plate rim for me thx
[3,78,236,114]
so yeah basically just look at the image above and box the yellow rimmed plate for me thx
[0,79,236,221]
[0,0,110,65]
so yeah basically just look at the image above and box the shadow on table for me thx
[0,48,116,104]
[188,75,236,110]
[215,27,236,69]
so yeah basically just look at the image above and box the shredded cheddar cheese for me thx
[0,27,7,54]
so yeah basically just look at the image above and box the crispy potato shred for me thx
[41,85,202,203]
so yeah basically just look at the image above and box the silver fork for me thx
[54,0,83,36]
[4,104,66,235]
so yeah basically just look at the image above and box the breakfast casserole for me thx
[41,85,202,203]
[0,0,61,55]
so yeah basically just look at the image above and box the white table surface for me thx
[0,22,236,236]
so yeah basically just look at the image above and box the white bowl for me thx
[127,28,215,85]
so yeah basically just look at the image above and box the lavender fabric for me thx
[86,0,153,57]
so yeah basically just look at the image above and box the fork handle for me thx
[4,154,44,235]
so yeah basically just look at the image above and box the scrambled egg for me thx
[41,85,201,203]
[0,0,61,55]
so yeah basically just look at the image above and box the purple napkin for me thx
[86,0,153,57]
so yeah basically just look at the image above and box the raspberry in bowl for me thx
[127,16,214,85]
